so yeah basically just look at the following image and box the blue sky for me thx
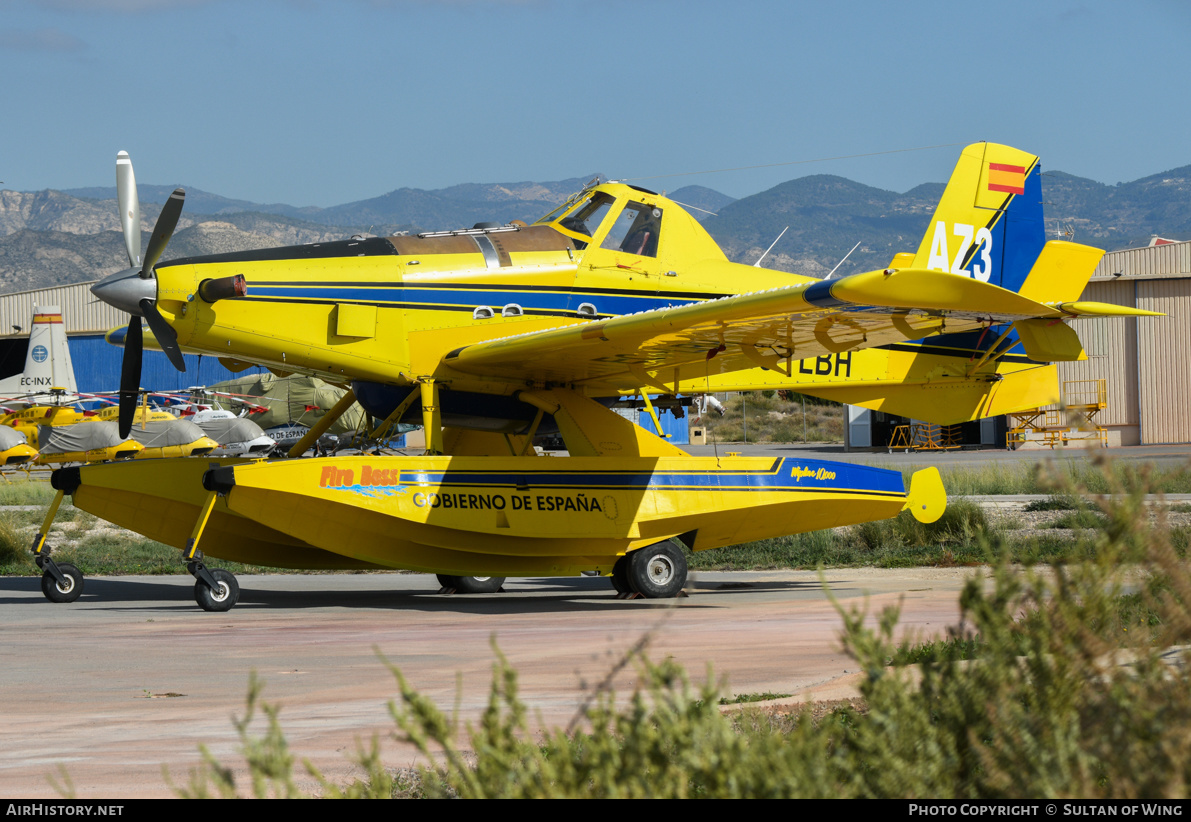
[2,0,1189,207]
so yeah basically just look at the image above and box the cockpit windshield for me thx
[538,192,615,250]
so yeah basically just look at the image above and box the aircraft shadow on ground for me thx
[0,574,831,614]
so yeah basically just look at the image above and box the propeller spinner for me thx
[91,152,187,438]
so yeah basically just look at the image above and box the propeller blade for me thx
[116,151,141,269]
[118,317,143,439]
[141,188,185,276]
[139,299,186,372]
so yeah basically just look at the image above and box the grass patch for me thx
[701,392,843,444]
[923,459,1191,497]
[695,500,995,570]
[892,636,984,665]
[719,692,793,705]
[0,479,57,505]
[0,520,275,577]
[0,511,26,566]
[1024,494,1086,512]
[1048,509,1109,530]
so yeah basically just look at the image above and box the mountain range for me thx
[0,162,1186,293]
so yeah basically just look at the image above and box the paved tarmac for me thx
[0,567,976,798]
[4,441,1188,798]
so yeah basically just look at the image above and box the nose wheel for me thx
[38,557,84,603]
[191,563,240,612]
[183,490,240,611]
[32,489,84,604]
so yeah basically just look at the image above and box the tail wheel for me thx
[626,542,687,598]
[195,568,240,612]
[41,562,84,603]
[436,574,505,594]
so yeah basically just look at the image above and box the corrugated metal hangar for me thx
[1057,239,1191,445]
[844,239,1191,449]
[0,281,264,394]
[1,237,1186,446]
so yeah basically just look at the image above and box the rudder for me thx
[911,142,1045,294]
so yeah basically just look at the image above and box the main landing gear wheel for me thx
[626,542,687,599]
[610,556,632,594]
[194,568,240,612]
[436,574,506,594]
[40,562,83,603]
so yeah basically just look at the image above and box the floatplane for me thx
[31,143,1157,610]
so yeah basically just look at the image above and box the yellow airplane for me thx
[31,143,1157,610]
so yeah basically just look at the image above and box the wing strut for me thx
[367,388,420,444]
[287,389,357,458]
[964,324,1019,377]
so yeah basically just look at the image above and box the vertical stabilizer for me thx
[0,306,79,401]
[911,142,1045,293]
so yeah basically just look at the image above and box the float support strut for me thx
[288,389,357,458]
[420,378,444,455]
[183,490,222,590]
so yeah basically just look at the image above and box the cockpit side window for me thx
[599,201,662,258]
[545,193,615,250]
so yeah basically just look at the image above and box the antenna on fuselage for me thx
[825,240,862,279]
[753,226,789,267]
[668,199,719,218]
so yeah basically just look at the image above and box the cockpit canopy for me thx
[534,182,729,269]
[536,186,663,258]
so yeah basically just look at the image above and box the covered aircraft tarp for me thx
[38,421,125,455]
[0,426,27,450]
[193,416,267,446]
[207,374,365,435]
[126,419,208,449]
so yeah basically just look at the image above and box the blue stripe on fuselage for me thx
[248,285,703,316]
[392,457,904,496]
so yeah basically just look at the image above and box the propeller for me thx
[94,152,187,438]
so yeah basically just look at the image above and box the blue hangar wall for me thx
[66,334,267,395]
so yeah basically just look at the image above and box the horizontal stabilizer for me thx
[1013,318,1086,362]
[1016,241,1104,303]
[1057,301,1163,318]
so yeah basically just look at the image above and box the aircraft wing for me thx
[442,268,1158,392]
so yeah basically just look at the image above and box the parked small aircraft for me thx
[33,143,1158,610]
[0,308,143,464]
[0,306,78,404]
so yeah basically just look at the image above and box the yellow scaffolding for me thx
[888,422,963,452]
[1006,379,1108,449]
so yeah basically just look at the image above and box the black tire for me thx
[436,574,505,594]
[41,562,83,603]
[610,556,632,594]
[195,568,240,612]
[626,542,687,598]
